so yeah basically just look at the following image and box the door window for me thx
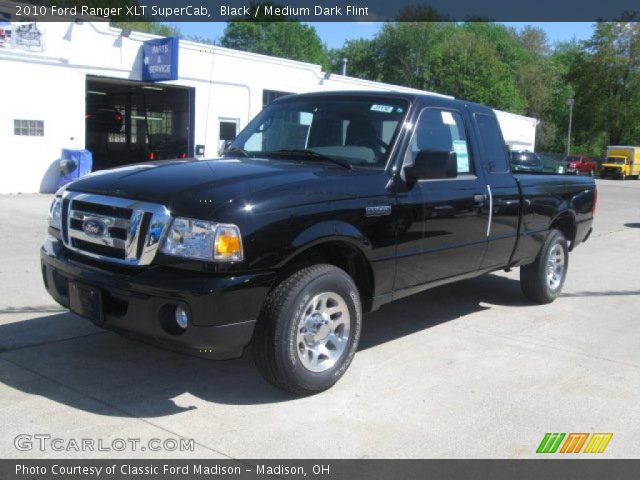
[406,109,473,175]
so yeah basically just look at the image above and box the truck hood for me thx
[66,158,381,218]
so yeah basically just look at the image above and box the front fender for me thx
[283,220,373,266]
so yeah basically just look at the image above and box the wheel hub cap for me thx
[546,243,566,291]
[303,313,331,343]
[296,292,351,373]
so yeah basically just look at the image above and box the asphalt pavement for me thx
[0,178,638,458]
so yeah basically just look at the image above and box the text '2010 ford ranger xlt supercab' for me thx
[41,92,596,395]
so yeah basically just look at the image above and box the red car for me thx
[563,155,598,175]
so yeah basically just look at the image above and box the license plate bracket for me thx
[69,281,103,324]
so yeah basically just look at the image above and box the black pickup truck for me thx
[41,92,596,394]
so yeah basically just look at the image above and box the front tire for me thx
[252,264,362,395]
[520,229,569,304]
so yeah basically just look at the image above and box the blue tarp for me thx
[58,149,92,188]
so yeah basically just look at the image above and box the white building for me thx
[0,21,537,194]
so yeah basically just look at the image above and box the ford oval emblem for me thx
[83,218,106,237]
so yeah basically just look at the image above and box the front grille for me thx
[71,238,126,259]
[69,218,127,240]
[61,192,170,266]
[71,200,132,219]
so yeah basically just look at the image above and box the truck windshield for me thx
[606,157,626,164]
[227,96,409,168]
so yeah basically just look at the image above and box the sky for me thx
[171,22,595,49]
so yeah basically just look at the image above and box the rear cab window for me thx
[474,113,510,173]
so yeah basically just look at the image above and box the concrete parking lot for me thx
[1,179,639,459]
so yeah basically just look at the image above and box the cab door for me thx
[470,109,520,269]
[405,106,489,283]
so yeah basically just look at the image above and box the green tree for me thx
[428,28,526,111]
[373,22,451,89]
[519,26,551,57]
[329,39,380,79]
[514,27,563,150]
[220,20,327,66]
[539,40,582,152]
[370,23,527,111]
[568,21,640,153]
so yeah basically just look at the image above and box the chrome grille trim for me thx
[69,210,131,229]
[62,191,170,266]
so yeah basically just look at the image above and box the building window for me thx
[14,119,44,136]
[219,120,238,141]
[263,90,291,108]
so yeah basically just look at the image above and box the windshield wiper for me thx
[264,149,352,170]
[223,146,252,158]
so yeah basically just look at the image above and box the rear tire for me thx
[520,229,569,304]
[252,264,362,395]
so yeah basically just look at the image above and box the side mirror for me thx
[404,150,458,181]
[219,140,233,156]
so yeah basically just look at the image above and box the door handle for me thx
[473,194,486,207]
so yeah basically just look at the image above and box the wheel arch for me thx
[549,210,577,250]
[277,222,375,312]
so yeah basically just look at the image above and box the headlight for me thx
[48,197,63,230]
[160,217,243,262]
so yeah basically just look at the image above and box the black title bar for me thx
[1,0,640,22]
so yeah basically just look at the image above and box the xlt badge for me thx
[365,205,392,217]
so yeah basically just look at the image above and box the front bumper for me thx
[601,167,622,177]
[41,237,275,359]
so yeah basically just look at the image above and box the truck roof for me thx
[273,90,495,114]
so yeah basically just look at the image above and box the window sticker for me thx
[370,104,395,113]
[441,111,456,125]
[452,139,470,173]
[299,112,313,125]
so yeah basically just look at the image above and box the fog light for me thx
[175,307,189,329]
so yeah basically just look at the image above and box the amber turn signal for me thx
[214,225,243,261]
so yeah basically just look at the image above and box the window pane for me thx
[475,113,509,173]
[233,96,408,168]
[409,109,472,174]
[219,121,237,141]
[13,119,44,136]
